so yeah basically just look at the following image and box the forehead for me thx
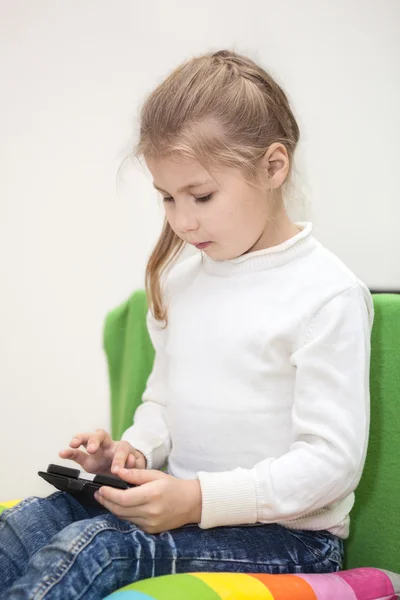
[146,155,212,187]
[145,155,245,194]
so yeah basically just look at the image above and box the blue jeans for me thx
[0,492,344,599]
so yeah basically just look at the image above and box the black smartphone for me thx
[38,464,134,507]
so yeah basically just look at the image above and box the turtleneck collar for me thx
[202,222,316,276]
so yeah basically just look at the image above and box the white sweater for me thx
[122,223,374,538]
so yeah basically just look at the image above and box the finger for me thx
[69,435,85,448]
[58,448,89,468]
[69,430,108,454]
[118,467,166,486]
[94,492,144,520]
[68,432,92,449]
[96,485,146,509]
[111,442,135,473]
[126,454,137,469]
[86,430,106,454]
[94,493,161,533]
[95,429,114,449]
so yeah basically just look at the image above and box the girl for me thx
[0,49,373,599]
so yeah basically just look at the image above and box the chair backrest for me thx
[345,294,400,572]
[103,292,400,571]
[103,290,154,441]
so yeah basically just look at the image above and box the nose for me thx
[173,205,199,233]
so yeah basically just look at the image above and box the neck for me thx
[245,203,300,255]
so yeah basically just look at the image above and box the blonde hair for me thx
[133,49,300,322]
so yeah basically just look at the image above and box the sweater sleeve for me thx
[121,310,171,470]
[196,284,374,529]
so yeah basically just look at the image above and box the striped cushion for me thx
[105,569,400,599]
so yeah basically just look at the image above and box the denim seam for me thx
[157,556,339,567]
[31,521,139,599]
[175,556,342,574]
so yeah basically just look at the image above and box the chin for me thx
[204,246,240,261]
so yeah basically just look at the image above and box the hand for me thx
[59,429,146,475]
[94,468,202,534]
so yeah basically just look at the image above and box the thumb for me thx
[118,467,167,485]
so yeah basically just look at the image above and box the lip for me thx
[192,242,211,250]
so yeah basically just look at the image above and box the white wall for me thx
[1,0,398,500]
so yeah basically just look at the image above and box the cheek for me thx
[224,201,267,242]
[217,204,247,233]
[207,197,237,227]
[203,208,232,236]
[238,197,269,226]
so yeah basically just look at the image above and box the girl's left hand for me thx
[94,467,202,534]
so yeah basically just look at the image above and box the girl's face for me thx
[146,146,293,260]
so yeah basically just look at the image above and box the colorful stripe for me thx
[298,573,357,599]
[193,573,274,599]
[105,568,398,599]
[251,574,317,599]
[0,499,21,514]
[337,567,397,599]
[1,500,21,507]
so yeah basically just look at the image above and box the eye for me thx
[162,193,213,203]
[194,193,213,203]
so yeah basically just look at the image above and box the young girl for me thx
[0,49,373,599]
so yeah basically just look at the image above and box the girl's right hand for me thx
[59,429,146,475]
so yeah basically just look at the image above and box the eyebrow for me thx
[153,180,213,194]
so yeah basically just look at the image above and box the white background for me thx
[1,0,398,499]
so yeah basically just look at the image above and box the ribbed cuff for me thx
[121,431,167,471]
[196,468,258,529]
[278,493,355,538]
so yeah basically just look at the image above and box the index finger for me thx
[111,442,135,474]
[69,433,91,448]
[86,429,109,453]
[69,430,108,453]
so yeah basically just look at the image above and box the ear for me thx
[261,142,290,189]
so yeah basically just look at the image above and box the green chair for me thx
[103,292,400,575]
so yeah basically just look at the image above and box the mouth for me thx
[191,242,212,250]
